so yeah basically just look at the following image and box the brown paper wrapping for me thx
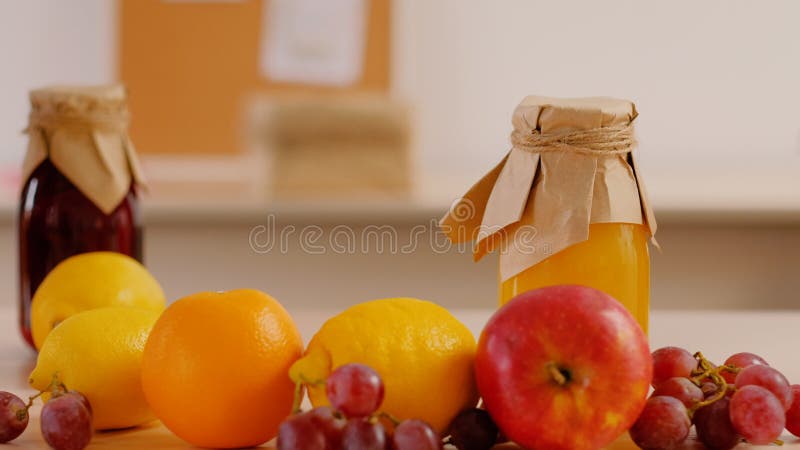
[440,96,657,281]
[22,85,145,214]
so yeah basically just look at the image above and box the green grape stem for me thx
[689,352,784,446]
[17,372,71,425]
[26,372,69,411]
[25,391,44,410]
[376,411,401,426]
[46,372,68,396]
[687,352,740,416]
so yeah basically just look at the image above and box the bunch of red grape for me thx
[278,363,441,450]
[278,363,501,450]
[0,384,92,450]
[630,347,800,450]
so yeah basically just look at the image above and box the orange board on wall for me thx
[118,0,391,155]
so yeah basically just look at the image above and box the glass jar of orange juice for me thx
[440,96,656,332]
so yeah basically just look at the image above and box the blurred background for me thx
[1,0,798,310]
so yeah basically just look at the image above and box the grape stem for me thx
[18,372,70,423]
[25,372,68,410]
[377,411,401,426]
[689,352,784,447]
[25,391,44,410]
[687,352,735,416]
[46,372,68,396]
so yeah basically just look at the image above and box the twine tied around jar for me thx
[26,107,130,134]
[510,122,637,156]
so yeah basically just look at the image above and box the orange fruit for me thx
[141,289,303,448]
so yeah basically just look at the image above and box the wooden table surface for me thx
[2,306,799,449]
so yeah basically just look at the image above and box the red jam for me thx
[18,159,141,349]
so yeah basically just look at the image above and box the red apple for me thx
[475,285,652,450]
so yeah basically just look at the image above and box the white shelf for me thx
[2,194,799,227]
[2,164,798,226]
[135,169,800,225]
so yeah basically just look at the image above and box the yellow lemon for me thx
[31,252,165,349]
[290,298,478,433]
[29,306,160,430]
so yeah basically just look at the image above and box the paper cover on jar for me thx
[22,85,146,215]
[440,96,657,282]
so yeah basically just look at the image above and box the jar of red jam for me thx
[19,85,145,349]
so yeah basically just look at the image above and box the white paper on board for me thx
[259,0,368,86]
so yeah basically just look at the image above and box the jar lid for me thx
[23,85,145,214]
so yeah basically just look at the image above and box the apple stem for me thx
[546,362,568,386]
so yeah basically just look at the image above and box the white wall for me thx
[1,1,799,205]
[0,0,115,166]
[392,1,800,192]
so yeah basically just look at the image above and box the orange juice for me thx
[499,223,650,332]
